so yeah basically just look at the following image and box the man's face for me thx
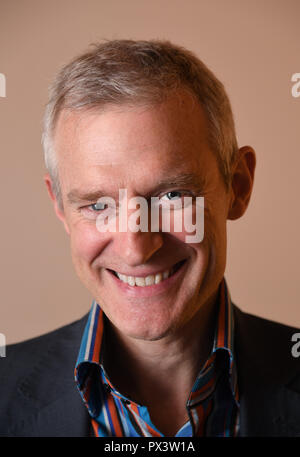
[50,91,233,342]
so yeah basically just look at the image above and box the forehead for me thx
[53,92,218,193]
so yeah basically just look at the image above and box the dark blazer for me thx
[0,305,299,437]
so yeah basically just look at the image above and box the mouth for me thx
[107,259,187,288]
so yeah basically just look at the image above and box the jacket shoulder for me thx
[233,305,299,333]
[233,305,300,385]
[1,315,88,379]
[5,315,88,358]
[233,306,300,436]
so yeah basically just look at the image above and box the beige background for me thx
[0,0,299,344]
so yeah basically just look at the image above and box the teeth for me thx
[163,270,169,279]
[155,273,162,284]
[116,268,171,287]
[145,275,155,286]
[135,277,145,287]
[127,276,135,287]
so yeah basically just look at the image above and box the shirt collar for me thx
[211,278,238,403]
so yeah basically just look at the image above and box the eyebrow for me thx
[67,172,205,204]
[67,189,116,204]
[155,173,205,192]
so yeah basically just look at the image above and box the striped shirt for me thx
[74,278,240,437]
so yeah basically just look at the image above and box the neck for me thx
[104,290,218,409]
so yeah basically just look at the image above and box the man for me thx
[0,40,299,437]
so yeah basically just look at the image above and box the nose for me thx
[113,230,164,266]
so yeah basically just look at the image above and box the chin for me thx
[104,308,177,342]
[118,326,174,342]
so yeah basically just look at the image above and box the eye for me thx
[89,201,107,211]
[161,191,182,201]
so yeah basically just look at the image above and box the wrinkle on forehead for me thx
[54,90,208,167]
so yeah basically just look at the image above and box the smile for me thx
[109,260,186,287]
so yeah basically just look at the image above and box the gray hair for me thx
[42,39,238,205]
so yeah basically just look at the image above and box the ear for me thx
[227,146,256,220]
[44,173,70,235]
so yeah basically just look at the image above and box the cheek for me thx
[69,222,108,266]
[169,204,213,248]
[167,205,203,243]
